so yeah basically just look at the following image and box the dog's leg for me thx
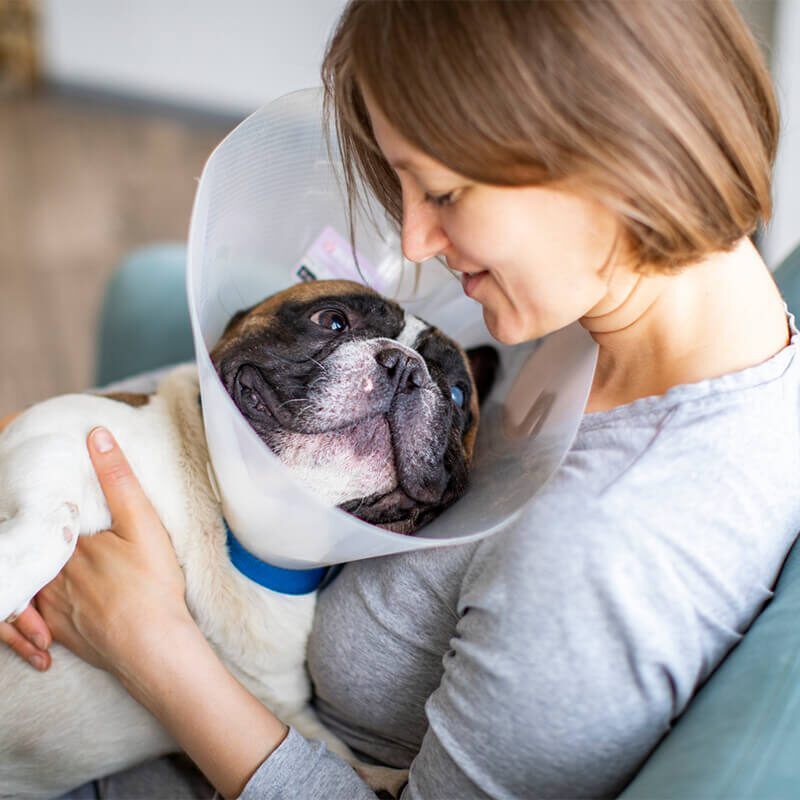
[0,502,81,620]
[0,433,106,622]
[283,705,356,761]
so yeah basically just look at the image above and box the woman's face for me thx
[363,93,625,344]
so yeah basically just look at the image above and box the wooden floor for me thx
[0,89,235,416]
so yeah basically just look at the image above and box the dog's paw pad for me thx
[45,503,80,548]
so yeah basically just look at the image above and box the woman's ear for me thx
[466,346,500,406]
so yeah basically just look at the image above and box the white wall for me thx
[41,0,347,115]
[39,0,800,265]
[763,0,800,267]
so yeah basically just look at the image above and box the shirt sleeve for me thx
[239,726,376,800]
[240,493,742,799]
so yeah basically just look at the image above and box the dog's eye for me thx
[450,384,465,408]
[310,308,349,332]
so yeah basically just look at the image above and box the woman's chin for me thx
[483,307,555,345]
[483,308,527,345]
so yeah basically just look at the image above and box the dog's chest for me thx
[183,552,317,714]
[158,367,316,713]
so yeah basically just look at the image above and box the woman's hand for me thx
[0,603,52,671]
[1,425,192,678]
[43,427,191,676]
[0,412,19,430]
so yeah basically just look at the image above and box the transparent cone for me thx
[187,88,598,569]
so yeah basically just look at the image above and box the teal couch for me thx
[96,241,800,799]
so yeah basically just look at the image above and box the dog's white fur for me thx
[0,365,365,798]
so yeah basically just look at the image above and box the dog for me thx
[0,279,497,798]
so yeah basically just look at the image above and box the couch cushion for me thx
[95,243,192,385]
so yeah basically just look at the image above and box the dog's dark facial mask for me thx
[211,280,498,534]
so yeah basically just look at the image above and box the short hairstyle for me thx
[322,0,779,272]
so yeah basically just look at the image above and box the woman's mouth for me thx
[461,270,489,298]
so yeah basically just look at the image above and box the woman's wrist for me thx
[109,603,198,698]
[113,610,288,798]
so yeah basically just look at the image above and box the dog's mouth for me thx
[230,361,452,522]
[339,487,436,534]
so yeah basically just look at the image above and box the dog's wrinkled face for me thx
[211,280,497,534]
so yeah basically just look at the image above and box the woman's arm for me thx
[22,427,289,798]
[95,600,289,799]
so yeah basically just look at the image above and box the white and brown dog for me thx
[0,279,497,798]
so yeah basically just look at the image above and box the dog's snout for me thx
[376,347,426,393]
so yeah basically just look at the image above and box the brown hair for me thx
[322,0,779,272]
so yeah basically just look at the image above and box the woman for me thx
[2,1,798,797]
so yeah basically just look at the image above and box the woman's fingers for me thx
[0,605,52,671]
[11,603,51,650]
[0,411,20,433]
[87,427,161,538]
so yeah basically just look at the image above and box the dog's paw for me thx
[355,764,409,799]
[0,501,81,621]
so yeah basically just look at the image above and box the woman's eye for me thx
[424,191,456,208]
[449,384,465,408]
[310,309,349,332]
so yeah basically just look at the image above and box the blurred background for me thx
[0,0,798,416]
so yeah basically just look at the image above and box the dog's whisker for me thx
[277,397,310,410]
[265,351,330,368]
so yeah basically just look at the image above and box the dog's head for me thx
[211,280,498,534]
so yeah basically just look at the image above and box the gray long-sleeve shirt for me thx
[240,315,800,799]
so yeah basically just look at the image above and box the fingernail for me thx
[32,634,47,651]
[92,427,115,453]
[29,655,45,670]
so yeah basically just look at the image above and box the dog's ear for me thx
[222,305,255,336]
[466,345,500,406]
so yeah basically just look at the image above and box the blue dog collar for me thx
[224,520,327,595]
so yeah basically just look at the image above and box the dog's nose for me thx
[376,347,426,392]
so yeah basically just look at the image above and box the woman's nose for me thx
[401,193,451,263]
